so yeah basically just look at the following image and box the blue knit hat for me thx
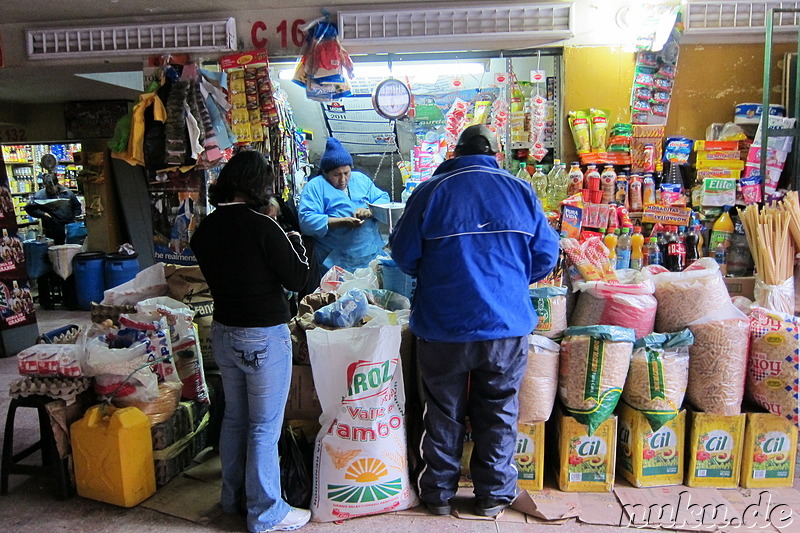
[319,137,353,172]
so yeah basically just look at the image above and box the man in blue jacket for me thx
[389,125,559,518]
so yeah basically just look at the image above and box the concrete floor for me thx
[0,306,771,533]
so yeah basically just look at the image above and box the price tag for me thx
[451,77,464,89]
[494,72,509,86]
[530,70,546,83]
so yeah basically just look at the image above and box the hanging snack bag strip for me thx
[590,108,610,153]
[569,110,591,154]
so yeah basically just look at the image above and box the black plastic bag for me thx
[278,424,312,508]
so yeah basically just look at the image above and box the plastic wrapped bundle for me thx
[623,330,693,430]
[529,286,568,339]
[518,335,560,423]
[570,277,656,339]
[558,325,635,434]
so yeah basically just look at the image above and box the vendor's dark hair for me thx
[454,136,494,156]
[208,150,273,208]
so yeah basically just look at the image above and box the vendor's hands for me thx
[354,208,373,220]
[341,217,365,228]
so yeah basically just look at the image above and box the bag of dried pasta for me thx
[748,306,800,427]
[642,257,730,333]
[529,286,568,339]
[519,335,560,423]
[686,303,750,416]
[558,325,635,434]
[622,330,693,431]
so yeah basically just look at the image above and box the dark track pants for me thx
[416,335,527,505]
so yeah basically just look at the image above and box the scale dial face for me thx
[372,78,411,120]
[40,153,58,172]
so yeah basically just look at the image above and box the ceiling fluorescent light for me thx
[277,62,485,81]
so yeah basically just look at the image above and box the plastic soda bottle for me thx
[644,236,663,266]
[708,205,734,256]
[616,227,632,269]
[603,228,619,262]
[630,226,645,270]
[530,165,548,201]
[685,225,701,266]
[715,241,728,276]
[567,162,585,196]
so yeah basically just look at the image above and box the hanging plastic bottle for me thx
[599,165,617,204]
[567,162,585,196]
[616,227,632,269]
[530,165,548,202]
[603,228,619,263]
[630,226,645,270]
[708,205,734,256]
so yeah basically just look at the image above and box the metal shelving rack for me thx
[762,7,800,191]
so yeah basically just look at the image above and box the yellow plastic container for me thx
[515,421,545,491]
[555,405,617,492]
[617,403,685,487]
[741,412,798,488]
[70,404,156,507]
[685,410,745,488]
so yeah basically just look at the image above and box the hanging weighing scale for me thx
[368,76,411,234]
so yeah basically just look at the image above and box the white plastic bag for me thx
[754,276,794,315]
[518,335,559,423]
[307,325,418,522]
[101,262,168,306]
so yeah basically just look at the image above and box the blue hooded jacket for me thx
[389,154,559,342]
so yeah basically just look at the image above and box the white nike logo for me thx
[477,222,490,228]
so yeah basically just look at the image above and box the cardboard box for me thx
[741,412,798,488]
[151,400,211,487]
[459,420,545,490]
[617,403,685,487]
[285,364,322,420]
[555,406,617,492]
[515,421,545,491]
[723,276,755,300]
[694,140,739,151]
[686,410,745,488]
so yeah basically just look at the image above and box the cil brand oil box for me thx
[741,412,798,488]
[555,406,617,492]
[686,410,745,488]
[71,405,156,507]
[515,421,545,491]
[617,403,685,487]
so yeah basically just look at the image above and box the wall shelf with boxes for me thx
[1,142,83,229]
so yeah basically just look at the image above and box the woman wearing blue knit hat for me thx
[299,137,389,286]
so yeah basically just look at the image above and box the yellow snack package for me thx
[590,108,610,152]
[568,110,591,154]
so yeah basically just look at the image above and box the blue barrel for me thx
[65,222,88,244]
[104,253,139,290]
[23,240,51,279]
[73,252,105,311]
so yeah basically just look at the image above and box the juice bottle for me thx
[629,174,643,211]
[615,172,629,208]
[616,227,632,269]
[630,226,645,270]
[583,164,600,190]
[600,165,617,204]
[642,173,655,206]
[567,162,585,196]
[603,228,619,263]
[708,205,734,256]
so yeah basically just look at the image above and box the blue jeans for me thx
[212,321,292,533]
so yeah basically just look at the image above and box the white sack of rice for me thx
[518,334,560,423]
[529,286,568,339]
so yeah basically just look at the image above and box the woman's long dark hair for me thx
[208,150,273,208]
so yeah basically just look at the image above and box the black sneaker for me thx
[424,500,452,516]
[474,498,511,517]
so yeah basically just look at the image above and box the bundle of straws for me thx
[740,192,800,284]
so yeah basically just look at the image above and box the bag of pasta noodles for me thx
[748,306,800,428]
[622,330,693,431]
[686,303,750,416]
[559,325,635,434]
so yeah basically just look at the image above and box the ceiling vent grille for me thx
[338,3,573,47]
[26,18,237,60]
[684,1,800,34]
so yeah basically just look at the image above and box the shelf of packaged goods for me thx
[5,161,33,165]
[10,192,31,196]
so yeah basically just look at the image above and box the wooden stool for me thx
[0,395,72,499]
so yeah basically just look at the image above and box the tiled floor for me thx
[0,305,795,533]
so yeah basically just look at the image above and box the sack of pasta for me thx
[519,335,560,423]
[529,286,568,339]
[642,258,730,333]
[570,275,657,339]
[686,303,750,415]
[622,330,693,431]
[748,306,800,427]
[307,324,418,521]
[558,325,635,434]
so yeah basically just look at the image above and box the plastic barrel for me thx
[73,251,105,311]
[104,253,139,290]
